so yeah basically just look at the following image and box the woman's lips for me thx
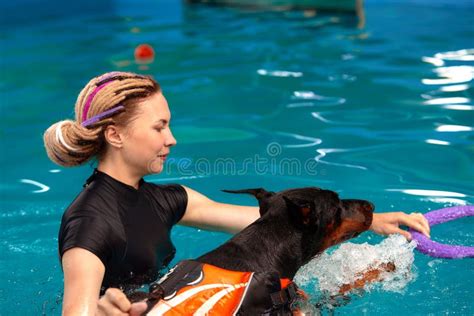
[158,154,168,161]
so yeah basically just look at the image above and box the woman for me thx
[43,71,430,315]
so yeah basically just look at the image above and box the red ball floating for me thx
[134,44,155,62]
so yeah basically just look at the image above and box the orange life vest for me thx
[144,260,300,315]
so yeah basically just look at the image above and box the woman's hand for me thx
[370,212,430,240]
[97,288,147,316]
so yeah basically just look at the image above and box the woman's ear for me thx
[103,125,124,148]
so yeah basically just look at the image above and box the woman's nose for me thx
[165,128,177,147]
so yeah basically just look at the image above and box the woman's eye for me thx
[155,127,164,132]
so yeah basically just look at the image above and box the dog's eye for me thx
[344,232,358,240]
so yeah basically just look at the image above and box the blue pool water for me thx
[1,0,473,314]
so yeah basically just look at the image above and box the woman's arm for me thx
[179,186,260,234]
[62,248,105,315]
[179,186,431,238]
[62,248,148,316]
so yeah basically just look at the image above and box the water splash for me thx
[294,235,417,296]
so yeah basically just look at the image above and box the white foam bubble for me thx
[294,235,417,296]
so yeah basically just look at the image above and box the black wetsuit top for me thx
[58,169,188,294]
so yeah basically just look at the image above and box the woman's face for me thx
[120,92,176,176]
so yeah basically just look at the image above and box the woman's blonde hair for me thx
[43,71,160,167]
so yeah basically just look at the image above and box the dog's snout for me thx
[364,214,373,227]
[361,201,374,227]
[364,201,375,213]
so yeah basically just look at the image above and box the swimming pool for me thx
[1,0,473,314]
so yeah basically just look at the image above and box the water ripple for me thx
[422,65,474,85]
[276,132,322,148]
[425,139,450,146]
[385,189,467,198]
[442,105,474,110]
[434,49,474,61]
[257,69,303,77]
[423,97,470,105]
[286,102,314,108]
[315,148,368,170]
[292,91,346,105]
[435,125,473,132]
[19,179,50,193]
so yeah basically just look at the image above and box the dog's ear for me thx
[222,188,274,216]
[282,196,319,229]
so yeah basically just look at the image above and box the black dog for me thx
[133,187,374,315]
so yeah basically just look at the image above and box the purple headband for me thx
[80,72,125,128]
[81,72,146,127]
[81,72,127,121]
[82,81,114,121]
[81,105,125,128]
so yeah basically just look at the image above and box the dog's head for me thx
[223,187,374,263]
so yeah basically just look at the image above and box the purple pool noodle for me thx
[410,205,474,259]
